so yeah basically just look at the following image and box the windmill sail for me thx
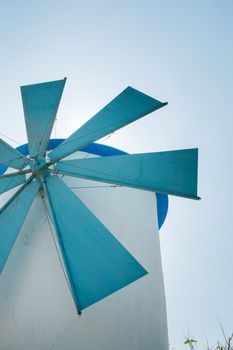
[0,173,26,195]
[45,175,147,310]
[49,87,167,162]
[21,78,66,158]
[0,179,40,273]
[55,148,199,199]
[0,138,29,170]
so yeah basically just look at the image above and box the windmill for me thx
[0,78,199,350]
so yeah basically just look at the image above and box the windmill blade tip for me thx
[125,85,135,91]
[20,77,67,89]
[126,86,168,103]
[77,308,82,315]
[191,195,201,200]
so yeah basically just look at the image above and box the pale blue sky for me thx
[0,1,232,348]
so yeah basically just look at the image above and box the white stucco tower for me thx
[0,148,169,350]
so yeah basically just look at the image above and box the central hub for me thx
[30,157,47,175]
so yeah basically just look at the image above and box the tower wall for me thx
[0,151,169,350]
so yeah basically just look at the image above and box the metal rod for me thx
[0,174,35,214]
[49,169,201,200]
[0,169,32,179]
